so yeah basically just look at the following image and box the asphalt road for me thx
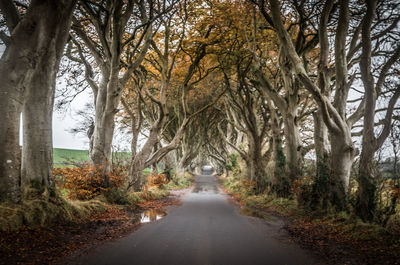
[67,171,318,265]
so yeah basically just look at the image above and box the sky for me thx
[51,82,133,152]
[52,89,91,150]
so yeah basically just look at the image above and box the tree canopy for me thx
[0,0,399,224]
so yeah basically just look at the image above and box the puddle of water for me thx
[240,206,276,221]
[139,209,166,223]
[129,209,167,224]
[192,183,219,194]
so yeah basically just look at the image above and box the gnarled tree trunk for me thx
[89,76,115,185]
[356,0,400,221]
[0,0,76,201]
[310,110,331,209]
[0,40,25,203]
[283,113,302,184]
[329,130,357,210]
[21,0,77,198]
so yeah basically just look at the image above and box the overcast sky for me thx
[52,89,90,150]
[51,83,133,152]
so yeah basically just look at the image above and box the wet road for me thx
[67,171,318,265]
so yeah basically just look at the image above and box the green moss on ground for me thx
[161,173,194,190]
[220,174,297,216]
[0,196,107,232]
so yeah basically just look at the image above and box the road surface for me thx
[66,170,318,265]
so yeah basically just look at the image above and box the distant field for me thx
[53,148,131,167]
[54,148,89,165]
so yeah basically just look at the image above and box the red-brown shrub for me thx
[53,165,125,200]
[146,174,168,187]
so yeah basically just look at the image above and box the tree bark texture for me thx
[0,0,76,201]
[267,0,358,209]
[283,113,302,183]
[71,0,153,180]
[309,111,331,209]
[21,0,77,197]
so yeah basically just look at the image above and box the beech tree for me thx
[248,6,316,194]
[67,0,165,183]
[175,81,224,174]
[0,0,77,202]
[251,0,362,210]
[219,59,273,192]
[356,0,400,221]
[119,0,224,189]
[250,0,400,211]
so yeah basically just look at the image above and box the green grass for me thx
[220,174,297,216]
[0,195,107,231]
[162,173,194,190]
[53,148,89,165]
[53,148,131,167]
[143,168,151,174]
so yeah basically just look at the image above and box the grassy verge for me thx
[220,174,297,216]
[0,196,107,231]
[220,174,400,264]
[161,172,194,190]
[0,172,194,232]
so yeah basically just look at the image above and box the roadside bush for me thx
[104,188,129,205]
[126,188,169,205]
[386,213,400,236]
[127,192,143,204]
[147,174,168,187]
[226,153,239,171]
[53,165,125,200]
[220,174,297,216]
[160,172,194,190]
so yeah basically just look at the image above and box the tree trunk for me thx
[310,111,331,209]
[130,119,139,158]
[0,0,47,203]
[89,74,115,185]
[21,0,76,198]
[128,143,157,190]
[129,158,146,191]
[254,159,267,193]
[329,132,356,210]
[245,158,256,181]
[0,69,22,202]
[21,67,56,197]
[151,163,159,176]
[283,113,302,183]
[0,46,25,203]
[162,152,175,171]
[176,146,186,177]
[356,0,378,221]
[177,147,189,173]
[0,0,76,200]
[272,136,290,197]
[247,135,267,193]
[128,119,164,190]
[357,145,377,221]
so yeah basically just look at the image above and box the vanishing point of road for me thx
[67,169,319,265]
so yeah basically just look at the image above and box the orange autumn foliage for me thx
[53,165,125,200]
[389,180,400,201]
[146,174,168,188]
[291,176,314,198]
